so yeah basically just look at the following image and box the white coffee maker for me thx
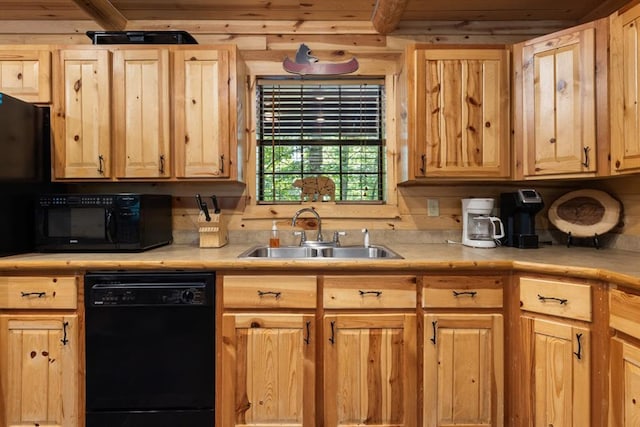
[461,198,505,248]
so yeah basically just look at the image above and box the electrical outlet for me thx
[427,199,439,217]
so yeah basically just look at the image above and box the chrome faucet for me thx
[292,207,323,244]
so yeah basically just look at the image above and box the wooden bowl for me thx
[547,189,621,238]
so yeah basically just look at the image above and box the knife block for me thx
[198,212,228,248]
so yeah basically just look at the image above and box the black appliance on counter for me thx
[84,271,215,427]
[500,189,544,248]
[0,92,56,256]
[35,193,172,252]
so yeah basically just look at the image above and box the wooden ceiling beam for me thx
[70,0,127,30]
[371,0,410,35]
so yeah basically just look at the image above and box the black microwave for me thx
[35,194,173,252]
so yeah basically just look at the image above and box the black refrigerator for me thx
[0,92,54,256]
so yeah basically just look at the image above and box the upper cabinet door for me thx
[515,20,608,179]
[53,49,111,179]
[0,48,51,103]
[173,48,231,178]
[411,47,510,179]
[113,49,171,178]
[611,3,640,174]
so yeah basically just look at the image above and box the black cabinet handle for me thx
[430,321,437,345]
[220,155,225,174]
[21,291,46,298]
[537,294,568,305]
[359,290,382,297]
[420,154,426,174]
[97,154,105,175]
[257,290,281,299]
[159,154,165,174]
[453,290,477,298]
[304,321,311,345]
[329,321,336,345]
[61,321,69,345]
[582,147,590,168]
[574,333,583,360]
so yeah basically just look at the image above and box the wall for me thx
[3,20,639,249]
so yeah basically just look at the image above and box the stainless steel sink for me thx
[238,246,318,258]
[319,246,403,259]
[238,245,403,259]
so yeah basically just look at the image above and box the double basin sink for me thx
[239,245,403,259]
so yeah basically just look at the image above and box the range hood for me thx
[86,31,198,45]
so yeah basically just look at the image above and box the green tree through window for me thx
[257,79,385,203]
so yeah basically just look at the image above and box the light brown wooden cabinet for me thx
[323,275,417,427]
[513,19,609,179]
[52,45,245,181]
[219,275,317,427]
[610,3,640,174]
[173,48,232,179]
[0,47,51,103]
[404,45,510,180]
[113,48,171,179]
[609,288,640,426]
[518,276,592,427]
[52,48,112,179]
[0,275,79,427]
[422,275,504,427]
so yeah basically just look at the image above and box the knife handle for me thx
[211,195,221,214]
[196,194,211,222]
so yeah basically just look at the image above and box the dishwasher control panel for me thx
[89,284,208,306]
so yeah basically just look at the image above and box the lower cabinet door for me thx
[610,337,640,427]
[220,313,316,427]
[0,314,78,427]
[423,313,504,427]
[323,313,418,427]
[521,316,590,427]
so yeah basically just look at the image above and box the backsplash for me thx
[72,174,640,251]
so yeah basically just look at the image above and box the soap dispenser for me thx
[269,220,280,248]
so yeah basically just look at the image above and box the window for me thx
[256,79,385,203]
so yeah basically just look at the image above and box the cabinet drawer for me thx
[423,276,503,308]
[0,276,77,309]
[323,275,416,309]
[519,276,592,321]
[223,275,316,309]
[610,289,640,340]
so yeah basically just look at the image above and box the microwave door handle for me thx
[106,210,117,243]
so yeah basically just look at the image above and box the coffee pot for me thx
[461,198,504,248]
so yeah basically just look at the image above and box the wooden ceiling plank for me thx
[371,0,410,34]
[70,0,127,30]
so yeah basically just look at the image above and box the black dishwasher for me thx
[84,271,215,427]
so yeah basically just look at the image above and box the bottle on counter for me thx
[269,220,280,248]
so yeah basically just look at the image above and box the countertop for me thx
[1,242,639,288]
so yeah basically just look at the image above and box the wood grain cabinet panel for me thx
[610,337,640,427]
[53,48,111,179]
[0,276,77,309]
[223,275,316,309]
[406,46,510,180]
[323,275,416,309]
[0,314,78,427]
[323,313,417,427]
[520,316,590,427]
[174,48,231,178]
[519,276,592,321]
[514,19,608,179]
[113,48,171,178]
[610,2,640,173]
[0,48,51,103]
[423,314,504,427]
[221,313,315,427]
